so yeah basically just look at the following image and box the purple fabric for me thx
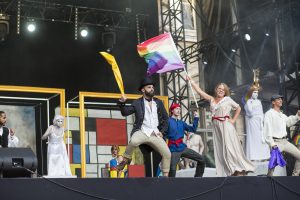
[145,52,168,76]
[268,147,286,169]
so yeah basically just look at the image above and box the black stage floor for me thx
[1,176,300,200]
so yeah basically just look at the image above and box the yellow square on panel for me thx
[70,164,81,175]
[131,148,144,165]
[118,146,126,155]
[68,108,87,117]
[63,131,72,143]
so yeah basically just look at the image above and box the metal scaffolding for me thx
[0,0,144,38]
[274,0,300,114]
[160,0,191,122]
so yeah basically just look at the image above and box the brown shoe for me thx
[116,158,131,171]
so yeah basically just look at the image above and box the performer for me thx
[244,86,269,160]
[0,111,19,148]
[116,77,171,177]
[188,76,255,176]
[109,145,125,178]
[263,94,300,176]
[167,103,205,177]
[42,115,72,176]
[185,132,205,169]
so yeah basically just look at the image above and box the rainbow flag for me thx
[137,33,184,76]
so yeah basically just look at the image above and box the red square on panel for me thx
[66,144,73,163]
[128,165,145,177]
[96,118,127,145]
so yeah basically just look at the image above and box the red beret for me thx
[169,103,180,112]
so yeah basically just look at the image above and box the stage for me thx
[1,176,300,200]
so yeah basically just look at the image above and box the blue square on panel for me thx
[86,144,90,164]
[73,144,90,164]
[73,144,81,163]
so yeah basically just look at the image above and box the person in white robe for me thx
[42,115,72,176]
[244,86,269,160]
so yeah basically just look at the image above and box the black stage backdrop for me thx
[0,0,159,100]
[1,177,300,200]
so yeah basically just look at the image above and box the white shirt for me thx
[141,98,160,137]
[0,126,3,137]
[263,108,300,147]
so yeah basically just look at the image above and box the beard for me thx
[144,90,155,98]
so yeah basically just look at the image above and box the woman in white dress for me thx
[42,115,72,176]
[188,76,255,176]
[244,86,270,161]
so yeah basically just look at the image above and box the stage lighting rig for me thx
[101,25,116,52]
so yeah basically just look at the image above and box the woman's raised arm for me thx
[187,76,213,101]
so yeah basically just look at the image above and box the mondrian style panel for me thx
[66,107,138,177]
[96,118,127,145]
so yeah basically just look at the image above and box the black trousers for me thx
[169,147,205,177]
[139,144,162,177]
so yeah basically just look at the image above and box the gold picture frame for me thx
[0,85,65,116]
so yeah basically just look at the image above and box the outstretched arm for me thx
[118,94,135,116]
[186,76,213,101]
[286,110,300,127]
[183,111,199,133]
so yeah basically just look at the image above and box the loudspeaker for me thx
[0,148,38,178]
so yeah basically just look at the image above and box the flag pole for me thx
[183,68,199,109]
